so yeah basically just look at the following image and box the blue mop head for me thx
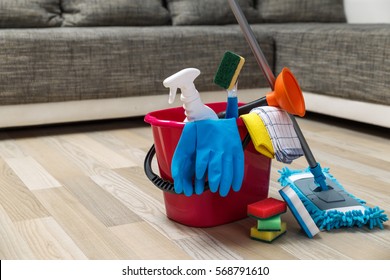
[278,167,388,231]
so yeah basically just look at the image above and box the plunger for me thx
[219,67,306,117]
[228,0,330,192]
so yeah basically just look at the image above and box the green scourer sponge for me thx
[257,215,282,231]
[214,51,245,90]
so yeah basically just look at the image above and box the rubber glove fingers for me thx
[171,151,195,196]
[195,150,227,196]
[194,173,206,195]
[217,152,244,195]
[219,156,234,197]
[231,152,244,192]
[195,118,244,197]
[207,151,223,194]
[194,149,209,190]
[181,158,196,196]
[171,122,197,196]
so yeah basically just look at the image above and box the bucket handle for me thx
[144,144,177,193]
[144,137,251,193]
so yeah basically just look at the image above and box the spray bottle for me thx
[163,68,218,122]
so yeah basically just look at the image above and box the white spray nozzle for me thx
[168,87,177,104]
[163,68,201,104]
[163,68,217,121]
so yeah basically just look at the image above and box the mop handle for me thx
[228,0,317,169]
[227,0,275,90]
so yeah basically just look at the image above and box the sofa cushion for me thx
[166,0,260,25]
[270,23,390,106]
[0,0,62,27]
[256,0,346,22]
[0,26,273,105]
[62,0,170,26]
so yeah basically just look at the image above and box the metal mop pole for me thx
[228,0,328,191]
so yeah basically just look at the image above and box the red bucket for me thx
[144,102,271,227]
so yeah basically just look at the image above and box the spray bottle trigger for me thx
[168,87,177,104]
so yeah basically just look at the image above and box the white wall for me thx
[344,0,390,23]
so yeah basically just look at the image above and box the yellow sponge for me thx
[214,51,245,90]
[250,222,287,243]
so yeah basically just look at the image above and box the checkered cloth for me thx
[250,106,303,163]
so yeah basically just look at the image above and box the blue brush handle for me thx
[225,96,238,119]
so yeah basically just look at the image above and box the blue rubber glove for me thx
[195,118,244,197]
[171,122,197,196]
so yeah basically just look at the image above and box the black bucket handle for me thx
[144,144,177,193]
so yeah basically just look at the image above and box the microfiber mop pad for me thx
[278,167,388,231]
[279,185,320,238]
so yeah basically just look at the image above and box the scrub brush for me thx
[214,51,245,119]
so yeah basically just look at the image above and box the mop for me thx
[228,0,388,231]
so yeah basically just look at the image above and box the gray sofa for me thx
[0,0,389,128]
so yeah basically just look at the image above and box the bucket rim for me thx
[144,102,246,128]
[144,107,185,128]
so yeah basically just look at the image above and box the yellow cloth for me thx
[240,112,275,159]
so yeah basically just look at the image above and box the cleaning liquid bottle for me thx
[163,68,218,122]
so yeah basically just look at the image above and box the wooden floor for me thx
[0,113,389,260]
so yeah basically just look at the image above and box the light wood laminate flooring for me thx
[0,113,389,260]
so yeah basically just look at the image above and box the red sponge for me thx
[247,198,287,219]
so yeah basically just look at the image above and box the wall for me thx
[344,0,390,23]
